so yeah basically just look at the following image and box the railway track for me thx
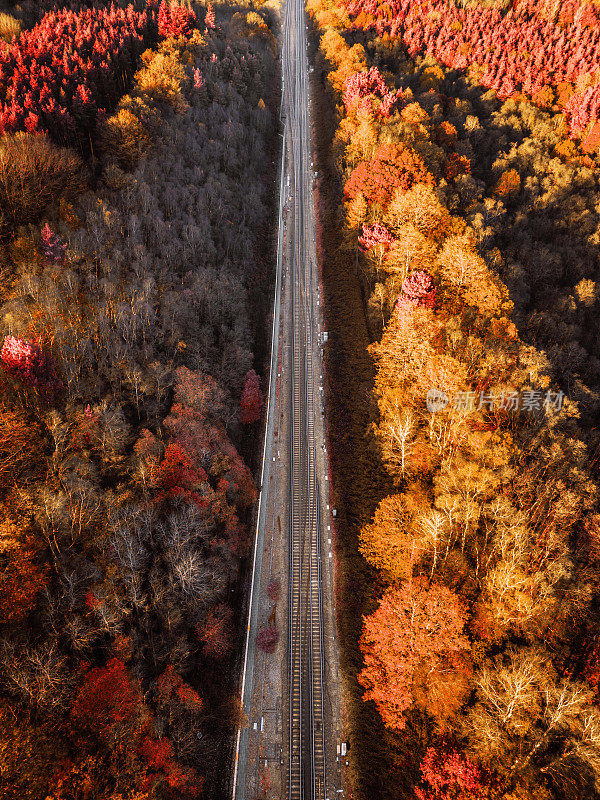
[285,0,327,794]
[288,136,303,800]
[231,0,334,794]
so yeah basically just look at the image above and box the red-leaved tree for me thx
[396,270,437,317]
[0,546,49,625]
[343,66,402,117]
[40,224,66,263]
[359,222,394,252]
[150,441,207,506]
[139,735,203,795]
[415,746,494,800]
[205,3,216,29]
[444,153,471,182]
[339,0,600,138]
[71,658,143,735]
[200,603,234,660]
[162,402,256,510]
[158,1,196,38]
[1,337,44,385]
[0,335,61,395]
[193,68,206,90]
[155,665,203,714]
[0,5,150,143]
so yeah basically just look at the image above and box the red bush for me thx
[267,578,281,602]
[240,369,264,424]
[256,626,279,653]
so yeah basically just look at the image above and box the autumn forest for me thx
[3,0,600,797]
[0,0,277,797]
[307,0,600,796]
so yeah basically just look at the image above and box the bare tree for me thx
[2,640,72,709]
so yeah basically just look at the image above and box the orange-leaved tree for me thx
[0,545,49,625]
[385,183,451,243]
[0,404,46,496]
[358,578,472,730]
[359,491,431,582]
[344,143,433,208]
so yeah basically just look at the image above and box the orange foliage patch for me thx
[445,153,471,181]
[493,168,521,202]
[358,579,471,730]
[436,120,457,148]
[344,142,433,207]
[532,84,555,109]
[0,406,46,496]
[0,546,49,625]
